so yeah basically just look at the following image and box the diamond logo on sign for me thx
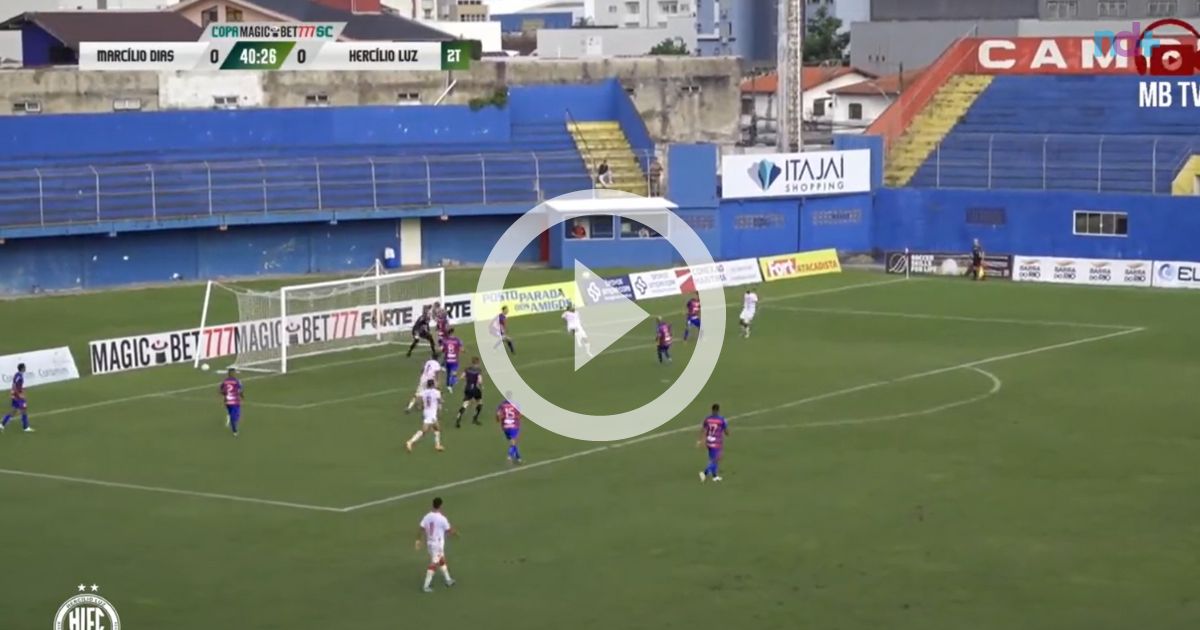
[750,159,782,191]
[586,281,603,304]
[474,190,726,442]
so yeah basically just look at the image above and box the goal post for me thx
[193,264,445,374]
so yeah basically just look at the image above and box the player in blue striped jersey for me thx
[0,363,32,433]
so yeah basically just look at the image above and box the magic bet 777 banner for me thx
[79,22,475,71]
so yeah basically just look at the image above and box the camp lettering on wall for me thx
[972,36,1199,74]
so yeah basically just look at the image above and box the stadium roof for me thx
[170,0,452,41]
[0,12,202,49]
[740,66,874,95]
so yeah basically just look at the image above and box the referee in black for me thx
[456,357,485,428]
[968,238,985,281]
[407,306,439,359]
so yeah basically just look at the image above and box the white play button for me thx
[572,259,651,370]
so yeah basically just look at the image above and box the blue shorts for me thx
[226,404,241,421]
[11,398,26,410]
[687,316,701,328]
[658,344,671,352]
[707,447,722,461]
[503,428,519,441]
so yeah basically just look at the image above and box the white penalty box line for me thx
[337,323,1144,513]
[0,315,1144,514]
[35,277,908,417]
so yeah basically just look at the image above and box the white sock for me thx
[424,569,434,589]
[440,565,452,583]
[407,399,416,410]
[434,431,442,447]
[409,430,423,444]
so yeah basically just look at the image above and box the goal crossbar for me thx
[194,262,445,374]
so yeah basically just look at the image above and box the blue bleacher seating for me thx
[0,121,593,228]
[909,75,1200,194]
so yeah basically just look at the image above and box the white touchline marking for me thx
[338,327,1142,512]
[0,468,344,513]
[766,277,909,302]
[773,304,1139,330]
[37,277,905,418]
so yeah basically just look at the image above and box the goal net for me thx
[194,262,444,373]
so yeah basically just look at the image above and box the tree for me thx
[648,37,689,56]
[803,6,850,64]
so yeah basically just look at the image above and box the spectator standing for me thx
[648,158,663,196]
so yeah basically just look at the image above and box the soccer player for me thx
[440,328,464,393]
[415,496,457,593]
[219,368,244,437]
[407,358,443,413]
[697,403,728,482]
[432,301,451,341]
[455,357,485,428]
[740,288,759,338]
[406,379,445,453]
[0,362,32,433]
[407,306,439,359]
[496,394,523,465]
[562,304,593,358]
[655,317,673,364]
[684,293,701,341]
[491,306,515,355]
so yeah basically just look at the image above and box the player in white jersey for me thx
[491,306,515,355]
[739,288,759,338]
[406,358,443,413]
[415,496,457,592]
[406,379,444,452]
[561,304,593,357]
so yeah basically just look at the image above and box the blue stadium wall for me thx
[872,188,1200,261]
[0,215,543,294]
[3,183,1194,294]
[1,99,1196,295]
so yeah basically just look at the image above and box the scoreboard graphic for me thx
[79,22,474,71]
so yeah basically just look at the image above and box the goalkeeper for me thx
[407,306,440,359]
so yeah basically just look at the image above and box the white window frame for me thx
[12,99,42,114]
[1072,210,1128,237]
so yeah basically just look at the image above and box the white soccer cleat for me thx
[422,586,433,593]
[698,471,706,482]
[712,476,723,482]
[405,441,414,453]
[24,427,35,433]
[445,578,456,587]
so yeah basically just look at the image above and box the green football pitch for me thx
[2,269,1198,630]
